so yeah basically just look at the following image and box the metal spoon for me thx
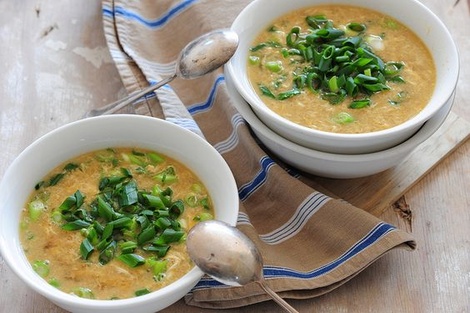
[187,220,300,313]
[84,29,239,117]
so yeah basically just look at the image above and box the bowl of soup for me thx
[0,115,239,313]
[225,0,459,154]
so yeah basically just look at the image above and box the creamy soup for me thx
[20,148,214,300]
[247,5,436,134]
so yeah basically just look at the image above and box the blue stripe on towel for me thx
[190,222,396,291]
[238,156,276,201]
[260,192,331,244]
[264,222,396,279]
[166,117,202,136]
[236,212,252,226]
[103,0,198,28]
[213,113,245,154]
[188,75,225,115]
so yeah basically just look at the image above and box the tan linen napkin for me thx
[101,0,416,309]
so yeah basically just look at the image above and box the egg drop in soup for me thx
[247,5,436,133]
[20,148,214,300]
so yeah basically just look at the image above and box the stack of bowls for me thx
[225,0,459,179]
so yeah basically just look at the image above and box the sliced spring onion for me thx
[265,60,283,73]
[48,278,60,288]
[193,212,214,222]
[135,288,151,297]
[154,166,177,184]
[55,159,210,269]
[80,238,94,260]
[249,14,406,107]
[99,240,117,265]
[73,287,95,299]
[28,199,46,221]
[349,99,371,109]
[32,260,50,277]
[333,112,355,125]
[118,253,146,268]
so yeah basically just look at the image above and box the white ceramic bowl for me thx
[0,115,239,313]
[226,0,459,154]
[226,70,454,179]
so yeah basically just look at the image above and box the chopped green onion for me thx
[28,199,46,221]
[154,228,184,245]
[154,167,177,185]
[135,288,151,297]
[193,212,214,222]
[73,287,95,299]
[54,159,210,269]
[80,238,94,260]
[32,260,50,277]
[62,219,91,231]
[119,241,137,254]
[99,240,117,265]
[97,196,115,221]
[137,226,157,245]
[250,14,404,107]
[48,278,60,288]
[265,60,283,73]
[347,22,366,32]
[118,253,146,268]
[349,99,371,109]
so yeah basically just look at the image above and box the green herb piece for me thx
[80,238,94,260]
[249,40,282,52]
[48,278,60,288]
[347,22,366,33]
[333,112,355,124]
[259,84,276,99]
[148,258,168,281]
[154,228,184,245]
[147,152,164,165]
[193,212,214,222]
[248,55,260,65]
[119,241,137,254]
[118,253,146,268]
[135,288,151,297]
[265,60,283,73]
[73,287,95,299]
[349,99,371,109]
[32,260,50,277]
[99,240,117,265]
[28,199,46,221]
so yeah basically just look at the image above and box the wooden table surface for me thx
[0,0,469,312]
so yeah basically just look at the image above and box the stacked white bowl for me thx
[225,0,459,179]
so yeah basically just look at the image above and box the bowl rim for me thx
[226,0,460,142]
[0,114,239,310]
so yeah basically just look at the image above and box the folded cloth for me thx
[101,0,416,309]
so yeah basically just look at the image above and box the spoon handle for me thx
[83,74,176,118]
[258,281,300,313]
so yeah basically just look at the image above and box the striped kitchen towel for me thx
[101,0,415,309]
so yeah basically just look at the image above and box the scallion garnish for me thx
[249,14,406,108]
[32,148,213,291]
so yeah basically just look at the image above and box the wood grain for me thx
[313,112,470,216]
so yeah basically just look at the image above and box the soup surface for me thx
[247,5,436,133]
[20,148,214,300]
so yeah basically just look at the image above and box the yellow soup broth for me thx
[247,5,436,133]
[20,148,214,300]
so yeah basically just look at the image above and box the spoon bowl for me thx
[84,29,239,117]
[187,220,299,313]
